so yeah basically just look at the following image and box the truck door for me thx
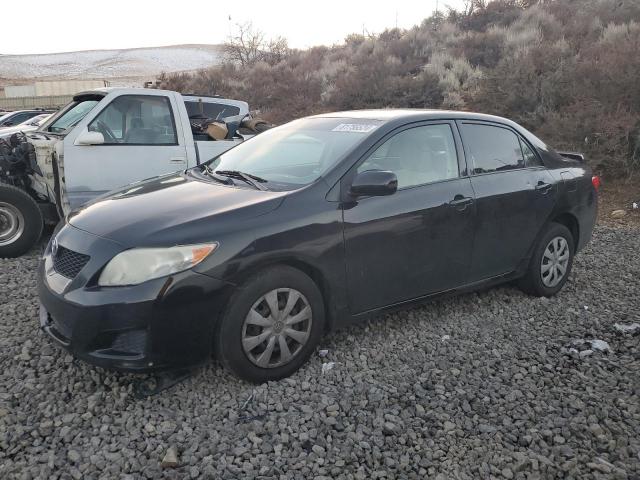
[63,92,188,209]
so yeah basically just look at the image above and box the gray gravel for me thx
[1,225,639,479]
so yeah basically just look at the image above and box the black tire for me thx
[519,222,574,297]
[216,266,325,383]
[0,184,43,258]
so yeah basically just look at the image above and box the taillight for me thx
[591,175,601,192]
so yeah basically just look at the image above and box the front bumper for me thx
[37,225,233,372]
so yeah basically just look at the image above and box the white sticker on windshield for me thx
[332,123,378,133]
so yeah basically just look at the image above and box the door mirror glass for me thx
[75,130,105,146]
[350,170,398,197]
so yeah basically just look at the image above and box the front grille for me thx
[53,246,90,279]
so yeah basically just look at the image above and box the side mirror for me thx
[350,170,398,197]
[75,130,105,146]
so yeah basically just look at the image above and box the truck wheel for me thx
[0,184,43,258]
[518,222,574,297]
[216,266,325,383]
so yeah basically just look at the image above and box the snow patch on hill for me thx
[0,45,223,81]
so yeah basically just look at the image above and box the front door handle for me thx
[535,181,552,194]
[449,195,473,211]
[170,156,187,164]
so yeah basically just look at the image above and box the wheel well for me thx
[235,259,335,333]
[551,213,579,250]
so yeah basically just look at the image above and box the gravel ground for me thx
[1,225,638,480]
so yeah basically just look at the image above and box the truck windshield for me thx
[206,117,383,190]
[46,99,99,133]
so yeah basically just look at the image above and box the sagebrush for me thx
[157,0,640,177]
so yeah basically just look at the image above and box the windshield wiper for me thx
[199,165,234,185]
[215,170,269,191]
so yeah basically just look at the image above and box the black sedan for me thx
[38,110,598,382]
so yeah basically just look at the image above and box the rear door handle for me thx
[170,156,187,164]
[535,181,552,194]
[449,195,473,211]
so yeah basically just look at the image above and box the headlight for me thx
[98,243,218,286]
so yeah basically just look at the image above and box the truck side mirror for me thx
[75,131,105,146]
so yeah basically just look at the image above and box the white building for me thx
[4,80,110,98]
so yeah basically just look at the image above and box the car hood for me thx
[68,173,288,247]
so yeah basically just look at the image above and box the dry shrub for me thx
[157,0,640,177]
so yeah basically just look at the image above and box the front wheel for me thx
[519,222,574,297]
[216,266,325,383]
[0,184,43,258]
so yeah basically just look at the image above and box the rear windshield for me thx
[185,101,240,120]
[206,117,384,191]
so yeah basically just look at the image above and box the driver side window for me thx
[88,95,177,145]
[357,124,460,189]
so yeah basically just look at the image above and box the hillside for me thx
[0,44,223,82]
[158,0,640,178]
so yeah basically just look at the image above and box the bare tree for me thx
[224,22,266,67]
[264,37,290,66]
[224,22,291,67]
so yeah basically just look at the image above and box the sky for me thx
[2,0,466,55]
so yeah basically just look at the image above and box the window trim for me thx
[87,94,179,147]
[352,121,465,192]
[517,134,544,168]
[456,119,546,177]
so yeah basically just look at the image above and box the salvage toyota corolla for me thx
[38,110,598,382]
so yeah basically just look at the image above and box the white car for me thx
[0,110,52,128]
[0,114,53,139]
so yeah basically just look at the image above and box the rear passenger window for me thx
[462,124,524,174]
[358,124,459,189]
[185,101,240,120]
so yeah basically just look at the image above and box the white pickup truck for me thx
[0,88,259,257]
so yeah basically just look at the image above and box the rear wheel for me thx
[216,266,325,383]
[519,222,574,297]
[0,184,43,258]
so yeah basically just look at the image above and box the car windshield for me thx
[205,117,383,190]
[46,99,100,133]
[20,114,49,126]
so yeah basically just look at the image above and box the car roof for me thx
[309,109,514,124]
[3,109,45,114]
